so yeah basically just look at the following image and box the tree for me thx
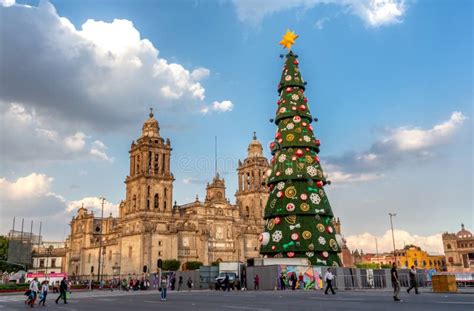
[259,34,341,267]
[162,259,181,271]
[0,236,7,261]
[185,261,203,270]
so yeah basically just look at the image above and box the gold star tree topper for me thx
[279,30,299,50]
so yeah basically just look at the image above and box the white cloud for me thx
[382,111,467,152]
[0,1,226,134]
[64,132,87,152]
[201,100,234,114]
[326,111,467,183]
[232,0,407,28]
[90,140,115,162]
[0,102,114,163]
[67,197,118,217]
[345,229,444,255]
[314,17,330,29]
[0,173,53,200]
[0,0,15,7]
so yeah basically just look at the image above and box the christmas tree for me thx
[259,31,341,266]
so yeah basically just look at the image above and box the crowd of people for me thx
[23,273,195,306]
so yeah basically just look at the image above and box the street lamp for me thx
[97,197,106,282]
[389,213,397,265]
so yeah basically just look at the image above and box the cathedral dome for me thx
[456,223,472,238]
[141,108,160,138]
[248,132,263,157]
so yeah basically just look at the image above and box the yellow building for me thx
[367,245,445,271]
[394,245,445,271]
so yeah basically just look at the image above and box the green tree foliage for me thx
[185,261,203,270]
[162,259,180,271]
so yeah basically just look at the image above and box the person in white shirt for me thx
[39,280,49,306]
[28,277,39,306]
[324,268,336,295]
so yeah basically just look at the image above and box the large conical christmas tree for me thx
[259,31,341,266]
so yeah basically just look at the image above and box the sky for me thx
[0,0,472,255]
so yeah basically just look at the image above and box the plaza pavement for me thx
[0,289,473,311]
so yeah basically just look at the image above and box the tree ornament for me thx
[295,149,304,157]
[274,217,282,225]
[259,232,270,245]
[316,181,324,188]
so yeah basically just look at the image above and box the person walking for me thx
[324,268,336,295]
[254,275,259,290]
[279,273,286,290]
[298,272,305,290]
[170,275,176,291]
[407,265,419,294]
[38,280,49,306]
[55,277,68,304]
[178,276,183,291]
[160,275,168,301]
[28,277,39,307]
[224,274,230,291]
[187,277,193,291]
[290,273,297,290]
[391,263,401,301]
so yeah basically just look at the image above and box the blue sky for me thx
[0,0,472,253]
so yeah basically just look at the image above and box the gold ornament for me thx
[285,186,296,198]
[329,239,338,251]
[317,223,325,232]
[285,215,297,225]
[267,219,275,230]
[305,155,313,164]
[302,231,312,239]
[308,243,315,251]
[286,134,294,142]
[300,203,310,212]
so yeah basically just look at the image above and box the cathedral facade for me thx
[65,111,270,276]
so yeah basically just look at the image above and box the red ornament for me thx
[315,139,321,146]
[276,190,283,198]
[304,98,308,103]
[269,184,275,191]
[293,60,299,65]
[270,142,275,150]
[275,132,281,139]
[326,226,334,234]
[271,245,276,250]
[274,217,281,225]
[277,138,283,144]
[300,105,306,111]
[308,125,313,131]
[295,149,304,157]
[277,100,281,105]
[316,181,324,188]
[286,87,292,93]
[287,252,295,258]
[321,251,329,258]
[305,147,310,151]
[314,156,320,163]
[291,106,297,111]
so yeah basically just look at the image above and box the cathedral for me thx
[65,111,270,276]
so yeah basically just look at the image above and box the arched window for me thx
[447,244,452,249]
[133,195,137,210]
[245,206,250,217]
[154,194,159,209]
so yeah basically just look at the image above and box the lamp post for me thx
[389,213,397,265]
[97,197,106,282]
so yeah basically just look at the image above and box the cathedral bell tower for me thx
[121,109,174,217]
[236,133,270,221]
